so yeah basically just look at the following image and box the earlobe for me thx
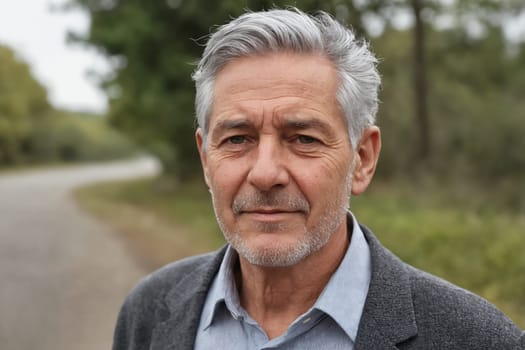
[195,128,211,187]
[351,126,381,195]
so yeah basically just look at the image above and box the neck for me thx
[237,224,350,339]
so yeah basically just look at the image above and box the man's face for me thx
[196,52,355,267]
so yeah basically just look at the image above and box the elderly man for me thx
[113,8,524,350]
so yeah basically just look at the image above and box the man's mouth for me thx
[238,208,305,220]
[232,192,310,215]
[244,208,293,214]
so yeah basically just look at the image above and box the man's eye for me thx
[297,135,317,144]
[227,135,246,144]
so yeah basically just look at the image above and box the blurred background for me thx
[0,0,524,348]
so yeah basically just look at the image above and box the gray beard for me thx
[211,162,354,267]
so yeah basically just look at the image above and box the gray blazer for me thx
[113,226,525,349]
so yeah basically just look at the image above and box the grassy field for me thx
[75,177,525,327]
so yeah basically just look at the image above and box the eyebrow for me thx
[282,118,337,139]
[210,119,254,141]
[209,116,338,140]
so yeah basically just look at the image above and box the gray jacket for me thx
[113,226,525,349]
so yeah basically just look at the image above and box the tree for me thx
[0,45,51,164]
[349,0,524,165]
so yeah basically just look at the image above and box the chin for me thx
[231,235,325,267]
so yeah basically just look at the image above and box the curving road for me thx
[0,157,160,350]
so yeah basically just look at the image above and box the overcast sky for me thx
[0,0,109,113]
[0,1,524,115]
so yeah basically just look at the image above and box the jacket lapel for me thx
[150,247,227,350]
[355,226,418,349]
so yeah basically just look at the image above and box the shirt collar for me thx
[201,211,371,341]
[313,211,371,341]
[201,244,242,330]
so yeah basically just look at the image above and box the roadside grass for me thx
[352,181,525,328]
[75,177,525,328]
[75,177,224,269]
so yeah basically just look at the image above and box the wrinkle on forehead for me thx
[209,52,344,133]
[213,53,339,98]
[212,78,338,120]
[221,78,331,101]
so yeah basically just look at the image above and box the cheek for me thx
[291,158,352,204]
[208,161,249,201]
[294,156,350,185]
[291,167,328,201]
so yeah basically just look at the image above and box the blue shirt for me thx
[194,213,371,349]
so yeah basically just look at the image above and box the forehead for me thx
[210,52,343,127]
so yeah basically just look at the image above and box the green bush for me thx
[26,111,138,164]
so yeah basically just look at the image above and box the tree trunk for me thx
[412,0,431,161]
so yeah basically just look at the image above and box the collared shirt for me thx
[194,213,371,349]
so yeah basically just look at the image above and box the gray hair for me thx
[192,8,380,149]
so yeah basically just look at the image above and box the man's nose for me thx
[246,137,289,191]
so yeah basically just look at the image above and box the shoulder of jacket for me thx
[406,265,522,347]
[124,248,225,309]
[112,248,227,349]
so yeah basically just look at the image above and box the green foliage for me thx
[0,44,137,167]
[27,111,138,163]
[372,25,525,200]
[429,26,525,180]
[0,45,51,163]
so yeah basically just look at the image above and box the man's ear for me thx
[351,126,381,195]
[195,128,211,188]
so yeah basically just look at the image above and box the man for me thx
[113,8,524,350]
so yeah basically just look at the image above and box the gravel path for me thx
[0,157,160,350]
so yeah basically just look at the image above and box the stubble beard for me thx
[210,162,355,267]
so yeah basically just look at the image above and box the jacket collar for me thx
[355,225,418,349]
[151,247,228,350]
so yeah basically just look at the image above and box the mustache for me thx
[232,191,310,215]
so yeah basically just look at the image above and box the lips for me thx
[232,191,310,215]
[242,207,297,214]
[239,209,302,224]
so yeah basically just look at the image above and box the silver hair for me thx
[192,7,380,149]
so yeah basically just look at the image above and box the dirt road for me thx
[0,157,160,350]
